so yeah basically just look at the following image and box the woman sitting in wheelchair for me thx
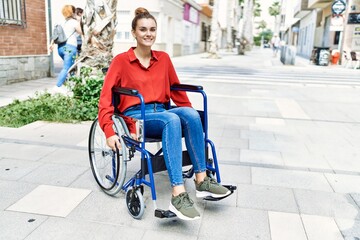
[98,7,231,221]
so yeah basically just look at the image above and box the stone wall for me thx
[0,55,50,86]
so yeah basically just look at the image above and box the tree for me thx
[207,0,220,58]
[268,1,281,35]
[237,0,261,54]
[238,0,254,54]
[257,20,267,47]
[72,0,118,75]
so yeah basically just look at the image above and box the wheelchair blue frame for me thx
[113,84,222,202]
[89,84,236,219]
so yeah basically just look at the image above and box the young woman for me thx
[98,7,230,221]
[49,5,82,88]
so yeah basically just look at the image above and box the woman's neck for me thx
[134,47,152,68]
[134,46,151,59]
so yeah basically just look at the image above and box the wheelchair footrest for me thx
[154,209,177,219]
[203,184,237,201]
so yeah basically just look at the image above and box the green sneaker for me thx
[195,176,231,198]
[169,192,200,221]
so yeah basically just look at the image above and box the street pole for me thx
[47,0,54,77]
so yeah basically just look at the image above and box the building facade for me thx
[0,0,50,85]
[289,0,360,64]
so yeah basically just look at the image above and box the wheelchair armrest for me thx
[112,87,139,96]
[171,84,203,91]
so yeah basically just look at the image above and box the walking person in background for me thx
[271,33,281,57]
[98,7,231,221]
[49,5,82,90]
[75,7,84,53]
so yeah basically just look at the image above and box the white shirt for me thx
[62,18,79,47]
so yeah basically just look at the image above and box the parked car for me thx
[263,41,270,48]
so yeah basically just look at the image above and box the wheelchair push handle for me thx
[171,84,203,91]
[112,87,139,96]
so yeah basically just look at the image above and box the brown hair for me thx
[131,7,157,30]
[62,5,74,19]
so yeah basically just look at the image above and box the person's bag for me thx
[52,24,67,44]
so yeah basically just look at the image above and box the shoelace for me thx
[202,177,218,190]
[175,193,194,209]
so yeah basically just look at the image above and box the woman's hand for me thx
[49,43,54,52]
[106,135,121,151]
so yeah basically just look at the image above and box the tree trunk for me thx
[239,0,254,53]
[207,0,220,59]
[73,0,118,74]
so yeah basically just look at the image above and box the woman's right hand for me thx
[106,135,121,151]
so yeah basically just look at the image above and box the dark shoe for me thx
[195,176,231,198]
[169,192,200,221]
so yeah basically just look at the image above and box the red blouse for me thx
[98,47,192,138]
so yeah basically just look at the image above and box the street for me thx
[1,48,360,239]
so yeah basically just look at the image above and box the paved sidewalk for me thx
[1,48,360,240]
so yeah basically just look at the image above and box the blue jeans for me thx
[57,43,77,87]
[124,104,206,187]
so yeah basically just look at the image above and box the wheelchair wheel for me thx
[126,188,145,219]
[88,118,127,195]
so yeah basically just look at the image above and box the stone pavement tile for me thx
[240,149,284,166]
[282,152,332,170]
[240,129,276,141]
[69,169,103,193]
[325,173,360,194]
[0,180,37,211]
[19,163,88,186]
[8,121,91,146]
[0,158,42,181]
[66,190,135,227]
[275,98,310,120]
[294,189,360,220]
[39,148,89,167]
[0,211,48,240]
[0,126,17,136]
[252,167,333,192]
[301,214,344,240]
[24,217,144,240]
[249,135,309,154]
[7,185,91,217]
[335,218,360,240]
[217,147,240,163]
[199,206,270,240]
[217,136,249,149]
[141,230,197,240]
[325,152,360,173]
[268,211,307,240]
[217,164,251,185]
[236,184,298,213]
[0,142,56,161]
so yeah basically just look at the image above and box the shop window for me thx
[0,0,26,27]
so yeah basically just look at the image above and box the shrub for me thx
[0,67,104,128]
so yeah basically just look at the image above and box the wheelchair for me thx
[88,84,236,219]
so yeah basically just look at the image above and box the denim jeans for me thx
[57,43,77,87]
[124,104,206,187]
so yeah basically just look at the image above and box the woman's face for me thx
[132,18,157,48]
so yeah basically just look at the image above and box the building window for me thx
[0,0,26,27]
[125,31,130,40]
[116,31,122,40]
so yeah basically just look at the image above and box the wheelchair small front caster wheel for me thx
[126,188,145,219]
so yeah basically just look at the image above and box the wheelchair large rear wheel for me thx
[88,118,127,195]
